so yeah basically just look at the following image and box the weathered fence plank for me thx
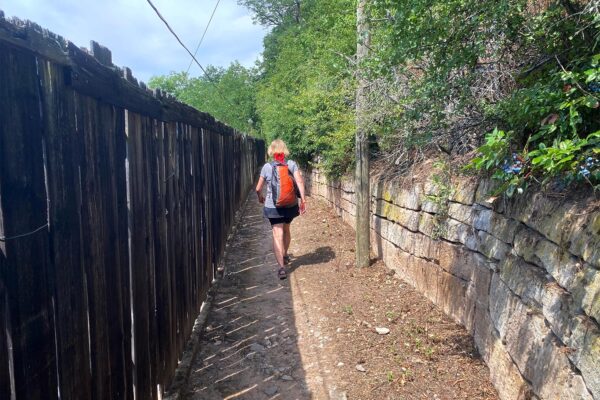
[0,43,57,400]
[191,128,204,314]
[126,111,154,400]
[78,96,131,400]
[0,281,11,399]
[153,121,170,386]
[39,59,93,400]
[198,129,210,306]
[100,101,131,400]
[113,105,134,400]
[144,116,159,400]
[164,121,179,381]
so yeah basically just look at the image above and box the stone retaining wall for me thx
[306,166,600,400]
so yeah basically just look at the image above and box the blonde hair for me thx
[267,139,290,157]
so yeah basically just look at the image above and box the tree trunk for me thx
[355,0,370,268]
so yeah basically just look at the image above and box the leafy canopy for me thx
[149,62,260,135]
[151,0,600,192]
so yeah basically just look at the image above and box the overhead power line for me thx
[186,0,221,75]
[145,0,231,105]
[145,0,211,77]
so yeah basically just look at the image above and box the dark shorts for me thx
[264,205,299,226]
[268,216,294,226]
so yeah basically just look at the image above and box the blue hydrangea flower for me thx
[579,166,591,178]
[588,82,600,93]
[585,157,597,168]
[502,156,523,175]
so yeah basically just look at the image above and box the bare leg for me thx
[283,223,291,257]
[272,224,285,267]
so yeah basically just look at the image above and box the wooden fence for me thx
[0,14,265,400]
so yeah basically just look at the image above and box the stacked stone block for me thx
[306,168,599,400]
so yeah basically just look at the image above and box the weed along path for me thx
[179,196,498,400]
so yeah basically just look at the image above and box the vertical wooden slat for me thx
[179,125,188,337]
[202,130,215,288]
[115,108,134,400]
[104,103,130,400]
[0,44,58,400]
[209,131,217,279]
[143,116,158,400]
[0,281,11,400]
[192,128,204,311]
[78,95,110,400]
[215,134,225,270]
[188,127,198,314]
[182,123,190,343]
[184,126,193,334]
[127,112,153,400]
[39,60,93,400]
[164,122,178,379]
[78,96,129,400]
[171,123,182,359]
[153,120,169,386]
[177,123,186,356]
[198,129,208,303]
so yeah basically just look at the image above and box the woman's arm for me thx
[293,169,307,214]
[256,176,265,203]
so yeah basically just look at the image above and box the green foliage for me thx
[148,62,260,136]
[442,0,600,195]
[424,346,435,359]
[424,160,455,239]
[387,371,394,383]
[465,129,524,196]
[150,0,599,190]
[237,0,301,26]
[368,0,528,152]
[468,129,512,172]
[365,0,599,194]
[254,0,356,174]
[468,51,600,194]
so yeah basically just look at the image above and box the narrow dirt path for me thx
[182,196,498,400]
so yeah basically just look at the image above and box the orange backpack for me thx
[270,161,299,208]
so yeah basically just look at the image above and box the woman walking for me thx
[256,139,307,279]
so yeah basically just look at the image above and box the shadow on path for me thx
[182,198,311,400]
[288,246,336,272]
[180,195,498,400]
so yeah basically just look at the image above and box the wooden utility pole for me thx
[355,0,370,268]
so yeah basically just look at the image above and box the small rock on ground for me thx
[264,386,278,396]
[375,327,390,335]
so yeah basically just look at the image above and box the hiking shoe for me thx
[278,267,287,280]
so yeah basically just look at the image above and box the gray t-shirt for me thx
[260,160,299,208]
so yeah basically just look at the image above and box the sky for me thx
[0,0,267,83]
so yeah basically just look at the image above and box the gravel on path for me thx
[181,195,498,400]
